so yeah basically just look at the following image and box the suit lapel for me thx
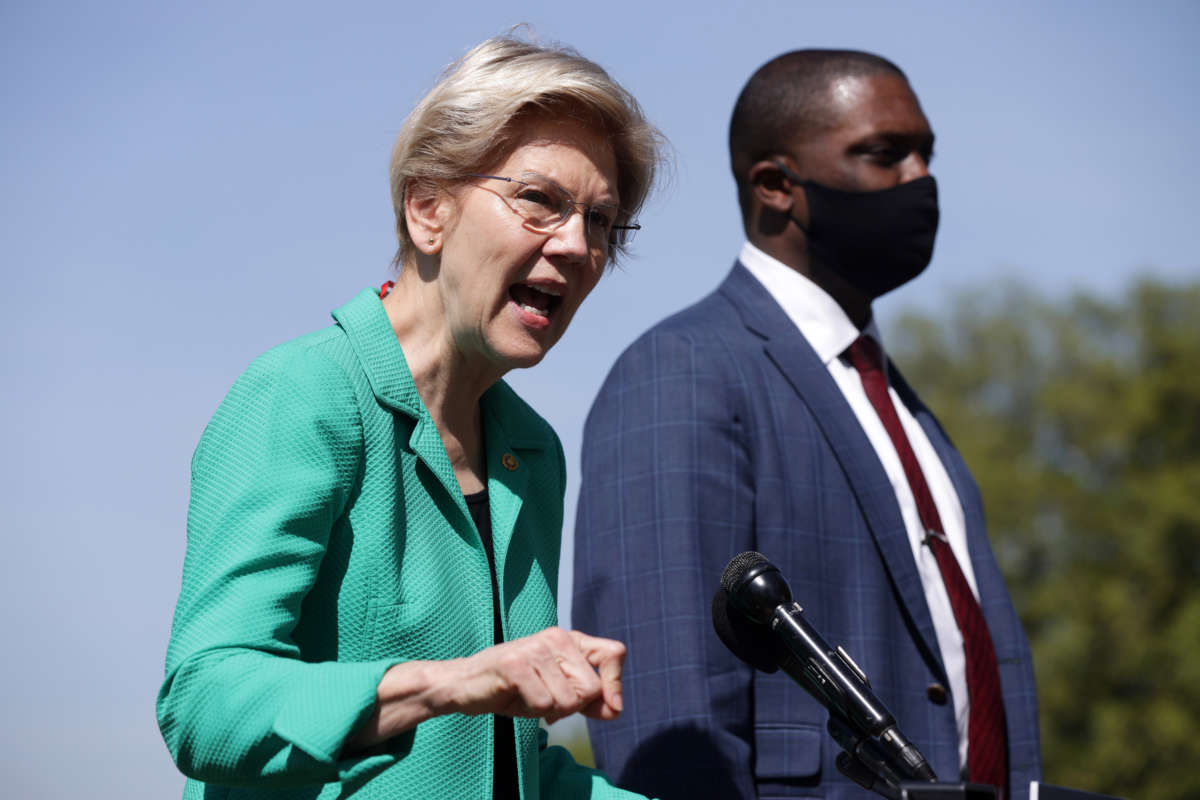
[719,264,944,672]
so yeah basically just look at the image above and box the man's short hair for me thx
[729,49,906,217]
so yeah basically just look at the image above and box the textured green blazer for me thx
[158,289,644,800]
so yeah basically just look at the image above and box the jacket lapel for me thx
[333,290,550,617]
[331,289,468,518]
[719,264,945,674]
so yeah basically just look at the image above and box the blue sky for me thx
[3,1,1197,796]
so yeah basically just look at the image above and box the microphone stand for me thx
[827,712,999,799]
[828,711,905,796]
[835,750,901,799]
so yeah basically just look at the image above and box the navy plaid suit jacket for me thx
[573,263,1041,800]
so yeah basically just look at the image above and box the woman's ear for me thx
[404,181,452,255]
[748,159,804,222]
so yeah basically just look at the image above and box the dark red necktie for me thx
[847,335,1008,796]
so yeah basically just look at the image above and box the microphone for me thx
[715,551,937,784]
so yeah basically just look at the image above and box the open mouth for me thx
[509,282,563,320]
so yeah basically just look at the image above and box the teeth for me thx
[526,283,562,297]
[519,304,549,318]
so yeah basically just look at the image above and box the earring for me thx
[427,236,435,245]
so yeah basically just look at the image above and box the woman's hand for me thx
[447,627,625,724]
[346,627,626,751]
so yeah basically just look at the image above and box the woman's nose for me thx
[545,209,591,262]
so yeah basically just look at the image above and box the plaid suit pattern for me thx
[574,263,1040,800]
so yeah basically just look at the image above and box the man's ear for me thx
[404,181,452,255]
[748,159,805,223]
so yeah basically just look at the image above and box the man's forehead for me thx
[828,74,873,108]
[820,73,930,134]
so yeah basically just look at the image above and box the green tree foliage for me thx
[889,277,1200,799]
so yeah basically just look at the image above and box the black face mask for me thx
[783,167,940,299]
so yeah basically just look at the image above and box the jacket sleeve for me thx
[573,329,760,800]
[156,346,404,789]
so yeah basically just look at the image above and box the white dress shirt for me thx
[740,241,976,771]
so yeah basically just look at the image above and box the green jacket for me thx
[158,288,643,800]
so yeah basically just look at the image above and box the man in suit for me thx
[573,50,1041,799]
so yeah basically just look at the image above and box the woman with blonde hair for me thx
[158,32,663,800]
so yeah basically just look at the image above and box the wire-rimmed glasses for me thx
[467,172,640,247]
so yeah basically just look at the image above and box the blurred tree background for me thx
[888,276,1200,799]
[556,276,1200,798]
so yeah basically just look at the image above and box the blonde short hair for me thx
[389,33,665,267]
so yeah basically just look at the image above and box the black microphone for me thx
[716,551,937,783]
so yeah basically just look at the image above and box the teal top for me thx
[158,288,645,800]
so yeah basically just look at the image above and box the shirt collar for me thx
[738,241,885,365]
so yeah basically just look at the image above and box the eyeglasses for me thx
[467,172,640,247]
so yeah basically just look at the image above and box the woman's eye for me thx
[587,209,614,232]
[515,188,556,208]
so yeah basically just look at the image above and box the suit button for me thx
[501,453,519,471]
[926,683,949,705]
